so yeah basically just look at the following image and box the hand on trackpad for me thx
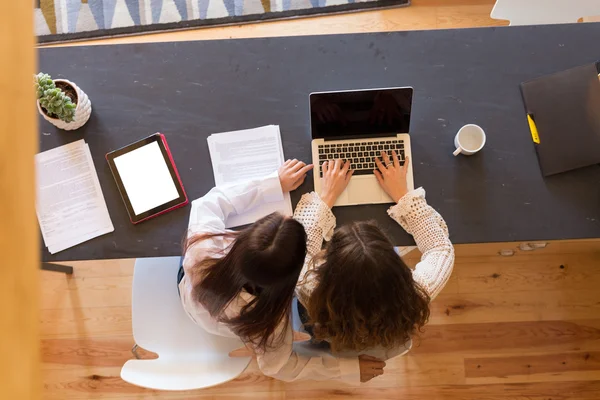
[347,178,384,204]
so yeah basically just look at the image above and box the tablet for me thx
[106,133,188,224]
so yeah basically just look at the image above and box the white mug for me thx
[453,124,486,156]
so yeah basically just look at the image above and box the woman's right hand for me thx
[374,151,410,203]
[359,355,386,382]
[319,159,353,208]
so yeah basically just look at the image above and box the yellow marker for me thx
[527,114,540,144]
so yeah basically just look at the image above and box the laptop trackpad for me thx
[347,178,382,204]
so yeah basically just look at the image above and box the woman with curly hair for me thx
[293,151,455,383]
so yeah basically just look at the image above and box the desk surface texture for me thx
[39,24,600,261]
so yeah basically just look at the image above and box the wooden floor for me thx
[42,240,600,399]
[41,0,600,398]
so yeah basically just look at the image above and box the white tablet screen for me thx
[113,142,180,215]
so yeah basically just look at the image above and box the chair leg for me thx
[132,344,141,359]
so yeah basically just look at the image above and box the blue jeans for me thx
[176,257,184,296]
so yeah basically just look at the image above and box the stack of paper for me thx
[207,125,293,228]
[36,140,114,254]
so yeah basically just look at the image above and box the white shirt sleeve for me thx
[187,170,284,236]
[387,187,455,300]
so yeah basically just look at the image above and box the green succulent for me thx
[34,72,77,123]
[39,88,76,123]
[34,73,55,99]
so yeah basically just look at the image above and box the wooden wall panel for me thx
[0,0,39,399]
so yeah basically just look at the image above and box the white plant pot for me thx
[37,79,92,131]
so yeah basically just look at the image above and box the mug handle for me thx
[453,147,462,157]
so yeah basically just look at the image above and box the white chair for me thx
[491,0,600,26]
[121,257,252,391]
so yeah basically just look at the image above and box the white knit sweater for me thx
[295,187,455,307]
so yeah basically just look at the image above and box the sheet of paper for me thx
[207,125,292,228]
[36,140,114,254]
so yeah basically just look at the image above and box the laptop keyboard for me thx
[317,139,405,177]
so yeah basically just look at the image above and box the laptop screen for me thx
[310,88,413,140]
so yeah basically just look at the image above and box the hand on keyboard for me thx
[374,151,410,203]
[317,140,404,176]
[319,159,354,208]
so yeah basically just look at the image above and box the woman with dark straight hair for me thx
[183,212,306,350]
[293,152,455,383]
[179,159,377,382]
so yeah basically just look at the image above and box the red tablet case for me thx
[108,133,188,224]
[133,133,189,224]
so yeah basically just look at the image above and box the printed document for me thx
[36,140,114,254]
[207,125,292,228]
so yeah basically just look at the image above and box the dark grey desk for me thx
[39,23,600,263]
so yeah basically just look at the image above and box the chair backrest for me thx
[491,0,600,25]
[131,256,245,358]
[122,257,251,391]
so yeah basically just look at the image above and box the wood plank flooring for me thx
[41,0,600,398]
[41,239,600,399]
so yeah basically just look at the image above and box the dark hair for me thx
[306,221,430,352]
[184,212,307,350]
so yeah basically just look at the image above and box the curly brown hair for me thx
[305,221,430,352]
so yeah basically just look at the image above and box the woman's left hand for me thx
[279,159,314,193]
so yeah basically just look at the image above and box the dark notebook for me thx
[520,62,600,176]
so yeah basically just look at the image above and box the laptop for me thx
[310,87,415,206]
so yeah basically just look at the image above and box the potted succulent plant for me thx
[34,73,92,130]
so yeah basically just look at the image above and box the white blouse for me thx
[179,172,455,384]
[179,171,359,383]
